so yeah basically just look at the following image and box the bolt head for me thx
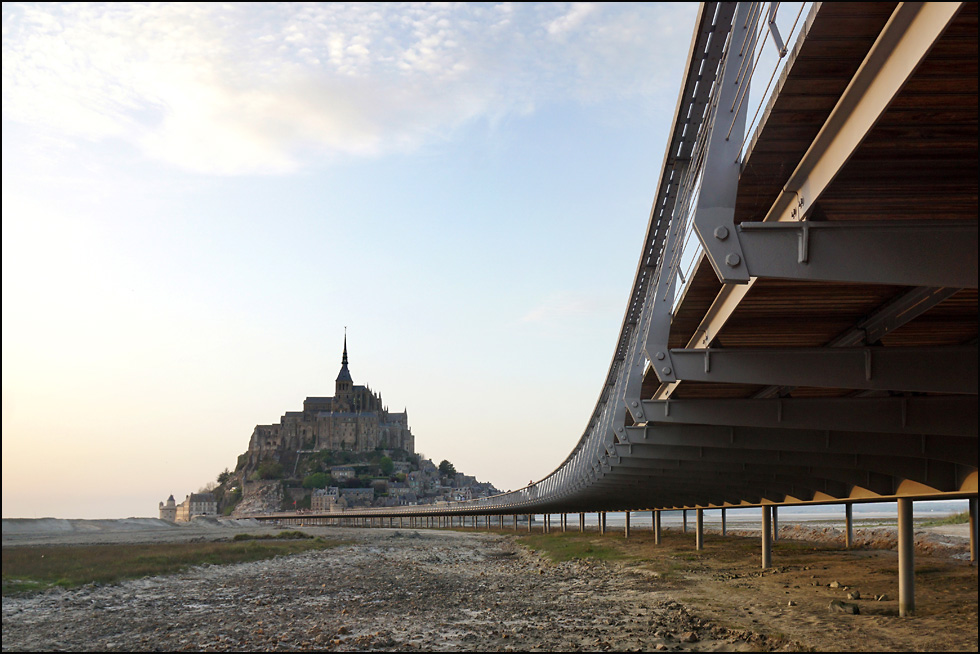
[631,401,638,407]
[714,226,729,240]
[662,367,672,376]
[655,351,666,360]
[725,253,741,267]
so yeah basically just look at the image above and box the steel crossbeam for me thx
[722,220,977,288]
[640,396,977,437]
[623,424,977,465]
[666,346,978,394]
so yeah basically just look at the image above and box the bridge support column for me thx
[761,506,772,570]
[579,513,585,532]
[721,508,727,536]
[696,509,704,550]
[527,514,532,533]
[513,515,518,531]
[970,498,977,564]
[654,510,662,545]
[625,511,631,539]
[772,507,779,542]
[845,503,854,548]
[683,510,688,534]
[898,498,915,617]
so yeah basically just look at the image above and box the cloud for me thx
[521,291,612,325]
[2,3,697,175]
[547,3,597,36]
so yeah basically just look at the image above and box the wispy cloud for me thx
[2,2,695,175]
[520,290,613,325]
[546,3,598,36]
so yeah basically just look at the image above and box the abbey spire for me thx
[335,334,353,400]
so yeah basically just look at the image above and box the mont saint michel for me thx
[244,336,415,472]
[167,337,500,518]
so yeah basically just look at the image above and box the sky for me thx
[2,2,702,519]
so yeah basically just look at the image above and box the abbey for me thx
[244,338,415,468]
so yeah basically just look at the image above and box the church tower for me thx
[335,334,353,408]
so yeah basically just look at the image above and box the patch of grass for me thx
[2,537,344,596]
[232,530,312,541]
[919,511,969,527]
[516,533,629,563]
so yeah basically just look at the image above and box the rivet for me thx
[662,367,672,376]
[714,226,729,240]
[655,351,665,360]
[636,412,643,418]
[725,253,741,267]
[632,401,638,407]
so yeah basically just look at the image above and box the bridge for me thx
[255,2,978,617]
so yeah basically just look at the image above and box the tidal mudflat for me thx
[2,520,976,651]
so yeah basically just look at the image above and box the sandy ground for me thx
[2,517,977,652]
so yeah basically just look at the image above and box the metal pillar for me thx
[513,514,518,531]
[969,497,977,564]
[625,511,631,539]
[527,514,532,533]
[772,506,779,542]
[683,509,688,533]
[761,506,772,570]
[721,508,727,536]
[562,514,567,532]
[898,498,915,617]
[696,509,704,550]
[579,512,585,532]
[845,503,854,548]
[654,510,662,545]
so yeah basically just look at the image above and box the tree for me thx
[380,456,394,476]
[439,459,457,479]
[255,460,284,480]
[303,472,330,489]
[217,468,232,485]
